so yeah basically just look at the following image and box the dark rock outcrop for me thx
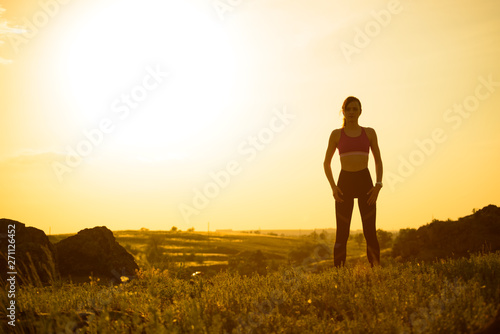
[55,226,138,281]
[0,219,58,284]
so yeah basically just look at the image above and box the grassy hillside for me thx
[3,221,499,333]
[3,252,499,333]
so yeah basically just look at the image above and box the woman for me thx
[323,96,383,267]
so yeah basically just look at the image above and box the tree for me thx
[229,250,268,276]
[377,229,393,250]
[146,235,164,264]
[391,228,419,259]
[288,242,317,264]
[354,233,365,248]
[171,226,178,232]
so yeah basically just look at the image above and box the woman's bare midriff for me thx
[340,155,369,172]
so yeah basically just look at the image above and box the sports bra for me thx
[337,127,370,157]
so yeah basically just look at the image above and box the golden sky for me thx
[1,0,500,234]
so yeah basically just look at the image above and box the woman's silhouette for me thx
[323,96,383,267]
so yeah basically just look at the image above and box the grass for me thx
[1,248,499,333]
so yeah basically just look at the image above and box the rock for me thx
[0,219,58,284]
[55,226,138,281]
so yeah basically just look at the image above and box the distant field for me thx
[48,229,374,275]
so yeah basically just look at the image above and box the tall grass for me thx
[2,252,499,333]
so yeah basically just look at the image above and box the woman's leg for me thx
[358,194,380,266]
[334,197,354,267]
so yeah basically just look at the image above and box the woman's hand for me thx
[366,185,382,205]
[333,186,344,203]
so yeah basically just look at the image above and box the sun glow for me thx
[56,0,237,159]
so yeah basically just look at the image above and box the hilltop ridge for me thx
[393,204,500,261]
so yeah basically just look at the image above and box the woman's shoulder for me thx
[329,128,343,135]
[328,128,342,143]
[331,128,343,137]
[363,126,377,135]
[363,127,378,142]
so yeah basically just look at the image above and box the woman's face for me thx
[343,101,361,121]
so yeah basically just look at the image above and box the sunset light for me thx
[54,0,238,159]
[1,0,499,234]
[1,1,500,332]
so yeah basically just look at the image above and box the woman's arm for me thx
[366,127,383,205]
[323,130,343,202]
[368,128,383,183]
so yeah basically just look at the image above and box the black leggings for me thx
[334,168,380,267]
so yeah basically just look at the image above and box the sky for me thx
[1,0,499,235]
